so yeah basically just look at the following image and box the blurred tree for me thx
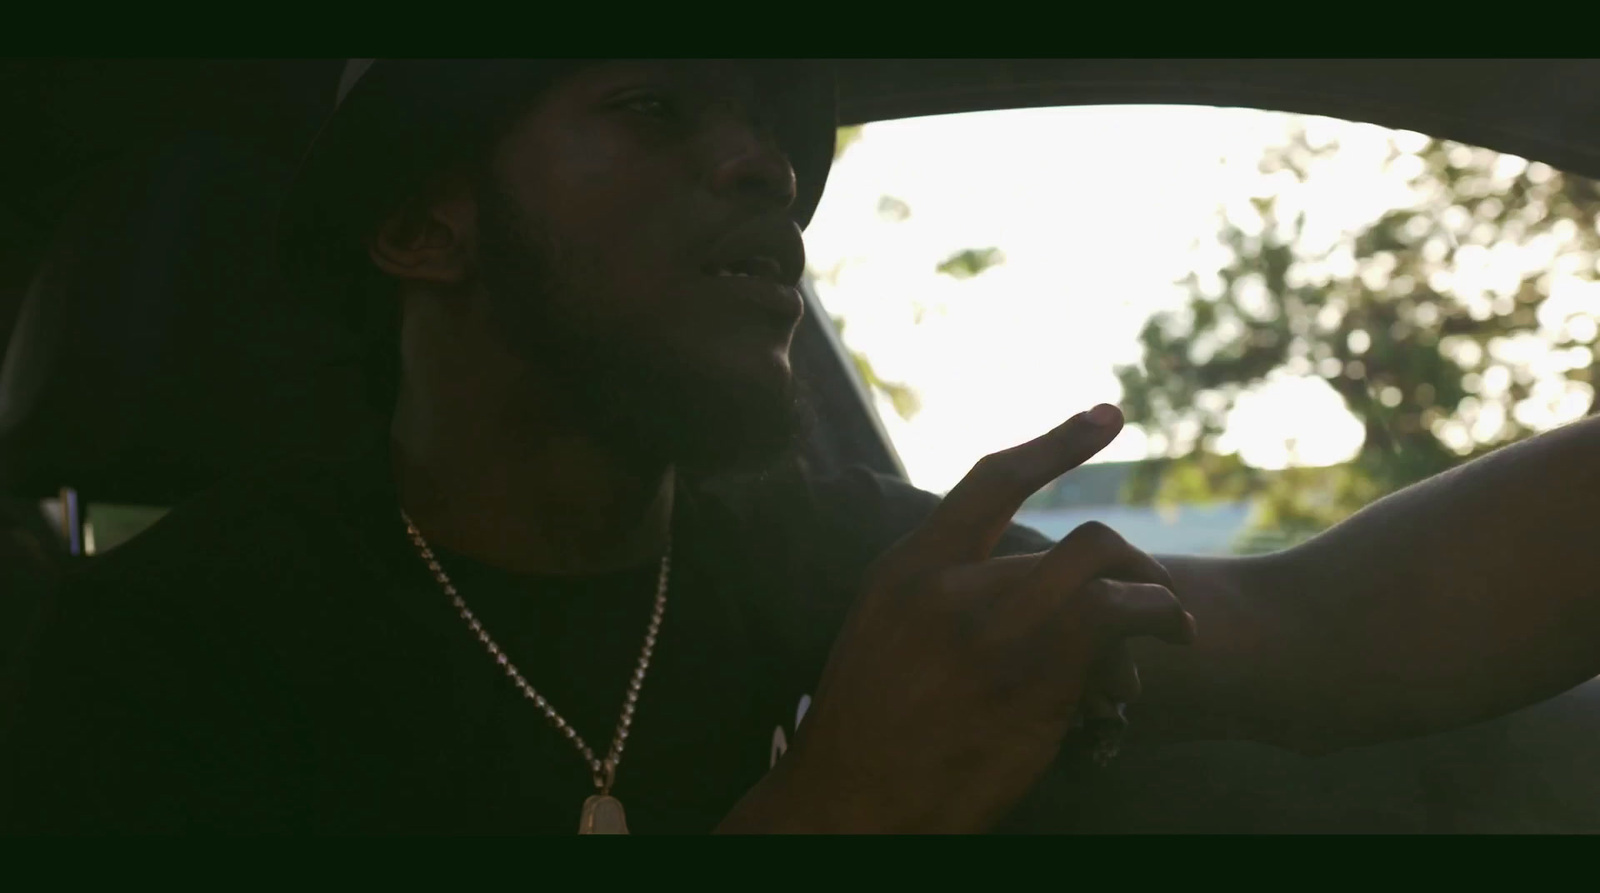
[877,195,911,222]
[813,127,1006,421]
[813,126,921,421]
[830,313,921,421]
[935,247,1006,280]
[1116,125,1600,549]
[834,124,864,160]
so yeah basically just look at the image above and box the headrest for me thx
[0,133,385,505]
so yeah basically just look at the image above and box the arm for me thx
[1129,413,1600,755]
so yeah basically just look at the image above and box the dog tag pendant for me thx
[578,794,629,834]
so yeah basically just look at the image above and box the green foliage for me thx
[1117,126,1600,544]
[813,126,930,421]
[835,125,864,161]
[877,195,912,222]
[936,247,1006,280]
[831,314,922,421]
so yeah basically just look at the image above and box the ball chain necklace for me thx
[402,511,670,834]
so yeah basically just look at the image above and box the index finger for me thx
[897,404,1124,568]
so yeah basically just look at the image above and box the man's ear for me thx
[367,180,477,286]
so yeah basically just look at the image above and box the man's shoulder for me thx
[1,451,391,834]
[14,450,394,730]
[66,449,387,601]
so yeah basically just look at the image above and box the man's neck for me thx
[390,397,674,578]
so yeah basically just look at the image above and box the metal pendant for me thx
[578,794,629,834]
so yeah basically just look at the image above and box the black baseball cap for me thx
[275,58,838,300]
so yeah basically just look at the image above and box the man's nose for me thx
[707,108,797,212]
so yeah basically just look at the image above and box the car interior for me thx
[2,58,1598,833]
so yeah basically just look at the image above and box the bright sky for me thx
[803,105,1598,495]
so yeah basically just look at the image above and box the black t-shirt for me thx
[0,446,1057,834]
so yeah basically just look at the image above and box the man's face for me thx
[471,60,815,476]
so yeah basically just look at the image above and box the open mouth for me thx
[704,255,787,284]
[700,253,802,325]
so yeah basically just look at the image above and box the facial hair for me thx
[473,182,814,480]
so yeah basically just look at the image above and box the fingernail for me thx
[1087,404,1121,426]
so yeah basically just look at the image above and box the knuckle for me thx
[1066,519,1120,550]
[1076,519,1112,537]
[974,449,1032,491]
[1078,577,1118,610]
[930,580,993,644]
[861,563,928,612]
[1151,564,1179,593]
[1140,581,1182,611]
[970,453,1011,486]
[925,568,971,606]
[1077,590,1121,635]
[1126,582,1177,614]
[984,639,1050,701]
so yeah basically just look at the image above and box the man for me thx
[2,59,1597,834]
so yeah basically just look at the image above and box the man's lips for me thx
[701,267,803,324]
[703,255,787,282]
[695,214,807,326]
[702,214,806,288]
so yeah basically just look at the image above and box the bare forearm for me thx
[1136,415,1600,753]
